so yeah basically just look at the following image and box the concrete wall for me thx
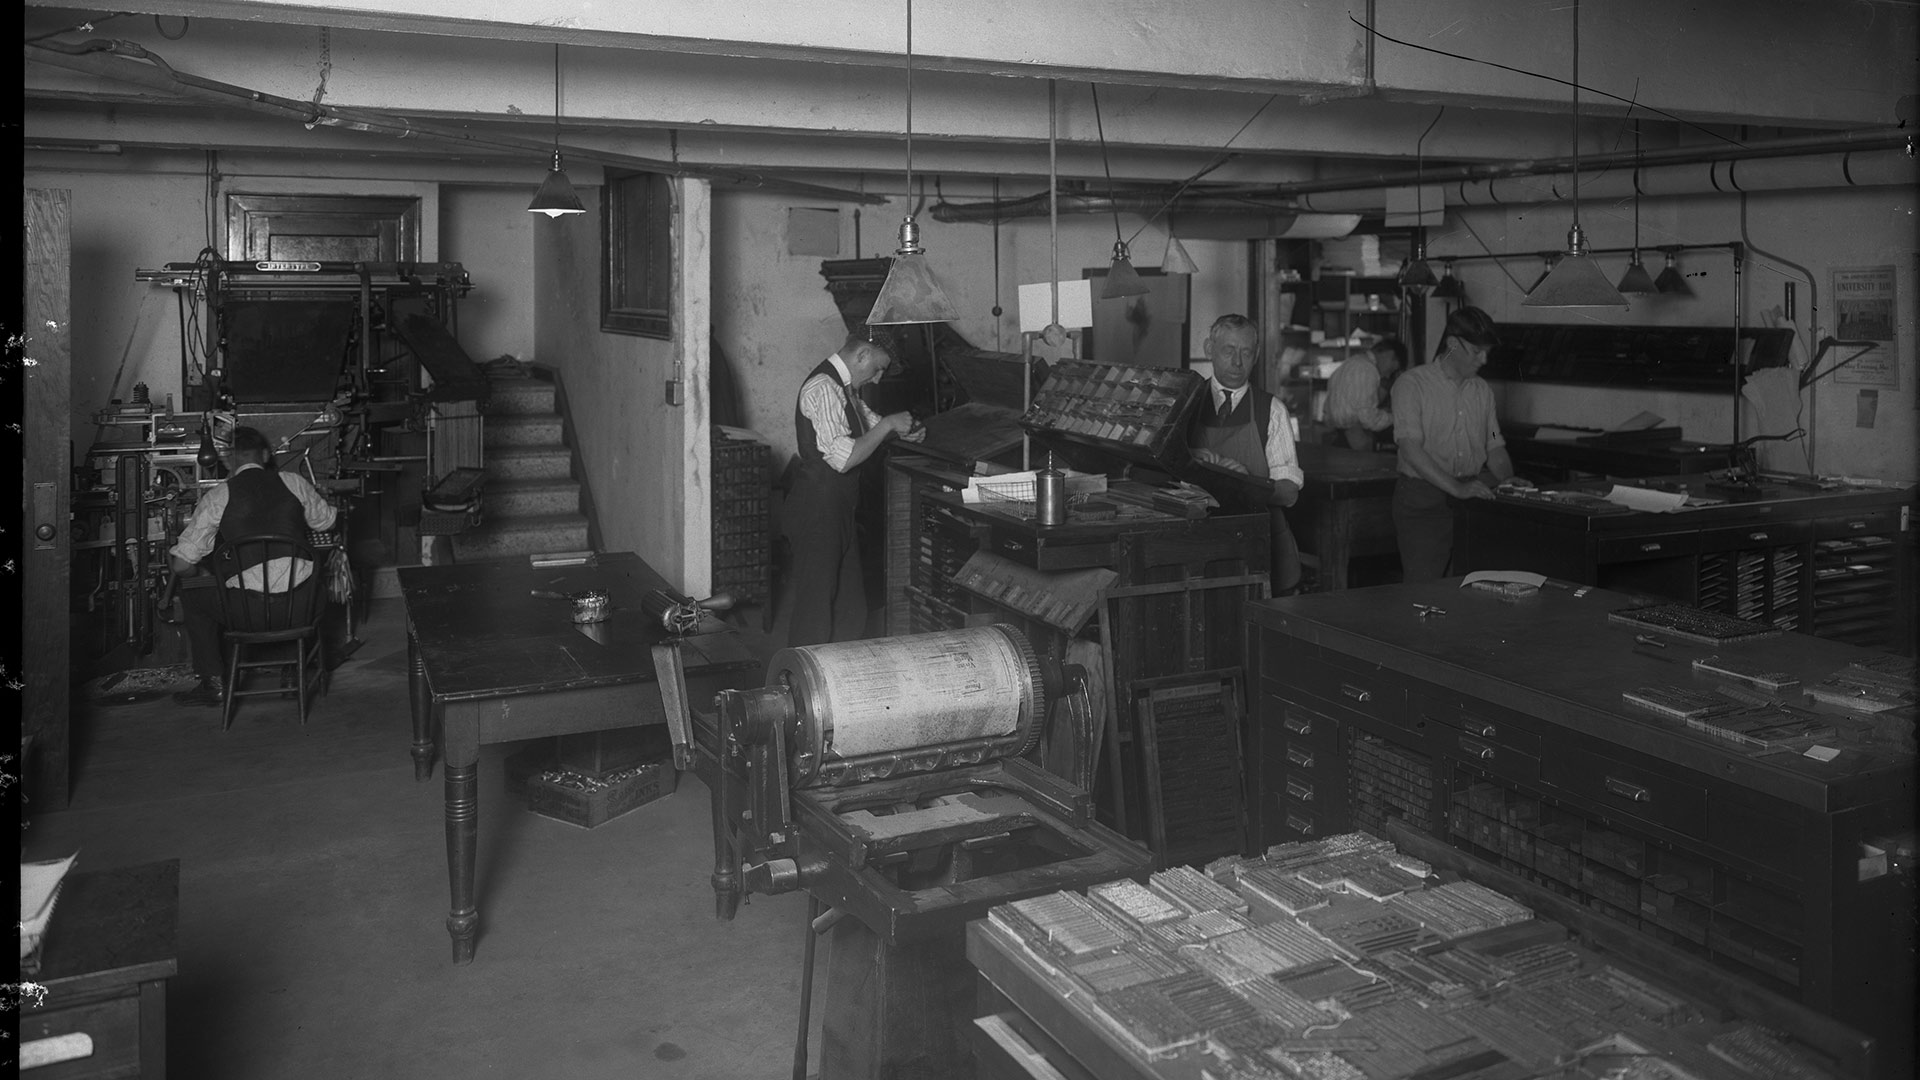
[533,180,712,595]
[440,185,537,363]
[1430,184,1917,482]
[711,189,1251,468]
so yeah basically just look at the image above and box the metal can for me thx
[1035,464,1067,526]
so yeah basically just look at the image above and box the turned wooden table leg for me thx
[444,759,479,964]
[409,629,433,781]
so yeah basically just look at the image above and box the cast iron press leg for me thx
[408,627,433,780]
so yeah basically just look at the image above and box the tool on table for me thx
[1634,634,1668,649]
[1413,603,1447,618]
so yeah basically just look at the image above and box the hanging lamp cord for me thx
[552,42,561,158]
[1090,82,1124,248]
[1570,0,1581,233]
[904,0,914,208]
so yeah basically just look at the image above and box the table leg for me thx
[443,700,482,964]
[444,759,479,964]
[409,630,433,781]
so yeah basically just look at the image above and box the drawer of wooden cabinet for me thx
[1409,692,1543,760]
[1697,520,1812,551]
[1595,531,1699,564]
[22,993,142,1079]
[986,530,1114,571]
[1812,509,1903,540]
[1259,693,1342,752]
[1541,750,1708,839]
[1281,655,1405,728]
[1281,770,1320,804]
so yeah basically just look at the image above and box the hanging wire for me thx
[1570,0,1582,233]
[553,42,562,154]
[904,0,914,201]
[1089,83,1125,246]
[1125,94,1278,247]
[1348,15,1746,149]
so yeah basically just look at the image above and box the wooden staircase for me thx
[450,371,592,562]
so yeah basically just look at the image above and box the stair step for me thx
[488,378,557,417]
[482,478,581,517]
[485,414,565,447]
[451,512,591,562]
[486,446,574,481]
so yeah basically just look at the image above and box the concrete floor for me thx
[25,598,825,1080]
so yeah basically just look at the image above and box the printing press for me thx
[655,624,1152,1079]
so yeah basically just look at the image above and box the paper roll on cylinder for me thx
[768,626,1042,762]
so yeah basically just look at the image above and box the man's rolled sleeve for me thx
[801,375,858,473]
[168,484,227,566]
[1266,410,1306,488]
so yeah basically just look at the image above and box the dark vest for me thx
[214,467,306,574]
[789,359,869,506]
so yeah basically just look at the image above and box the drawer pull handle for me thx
[1464,719,1497,738]
[1340,684,1373,704]
[1604,776,1652,803]
[1286,779,1315,802]
[1283,716,1313,736]
[1285,813,1315,836]
[1848,521,1867,531]
[1459,736,1496,761]
[1287,747,1315,768]
[1748,532,1768,542]
[1639,542,1662,553]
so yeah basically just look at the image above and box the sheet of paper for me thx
[1604,485,1689,513]
[1530,426,1591,441]
[1460,571,1547,588]
[1608,410,1667,432]
[1804,745,1841,762]
[1017,279,1093,332]
[21,852,78,959]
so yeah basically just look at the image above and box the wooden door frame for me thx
[23,188,73,809]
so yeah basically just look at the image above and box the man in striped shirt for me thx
[781,331,924,646]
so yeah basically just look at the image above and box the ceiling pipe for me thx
[1221,127,1909,199]
[25,38,887,205]
[1294,147,1913,213]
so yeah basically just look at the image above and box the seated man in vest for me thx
[1189,313,1306,594]
[168,426,338,706]
[781,330,924,647]
[1325,337,1404,450]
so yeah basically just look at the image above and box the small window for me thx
[601,170,673,339]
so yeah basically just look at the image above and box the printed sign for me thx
[1829,265,1899,388]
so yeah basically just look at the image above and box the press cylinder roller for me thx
[744,624,1053,787]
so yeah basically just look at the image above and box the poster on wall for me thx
[1829,265,1899,389]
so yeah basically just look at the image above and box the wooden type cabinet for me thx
[885,455,1270,860]
[1247,584,1915,1074]
[1460,478,1914,653]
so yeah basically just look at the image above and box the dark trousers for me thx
[1270,508,1303,593]
[180,576,323,679]
[1392,475,1463,583]
[782,480,867,648]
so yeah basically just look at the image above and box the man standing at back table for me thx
[1389,306,1517,582]
[782,330,924,647]
[1189,313,1306,595]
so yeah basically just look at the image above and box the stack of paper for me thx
[20,852,78,971]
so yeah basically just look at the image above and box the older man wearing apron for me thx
[1189,313,1305,594]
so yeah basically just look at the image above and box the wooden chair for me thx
[217,535,327,731]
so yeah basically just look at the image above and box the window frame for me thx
[600,169,674,339]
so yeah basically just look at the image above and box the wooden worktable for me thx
[1291,443,1401,591]
[398,554,760,962]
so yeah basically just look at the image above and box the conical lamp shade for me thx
[1654,257,1692,297]
[1524,254,1627,308]
[1400,258,1439,289]
[1101,241,1151,299]
[1432,265,1465,300]
[528,154,586,218]
[1617,258,1658,295]
[868,252,959,324]
[1161,236,1199,276]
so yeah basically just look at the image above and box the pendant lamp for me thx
[1616,124,1658,295]
[1524,0,1626,309]
[1162,235,1199,276]
[1432,260,1465,300]
[1090,83,1151,299]
[1654,248,1693,296]
[868,0,959,324]
[527,43,585,218]
[1400,114,1439,288]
